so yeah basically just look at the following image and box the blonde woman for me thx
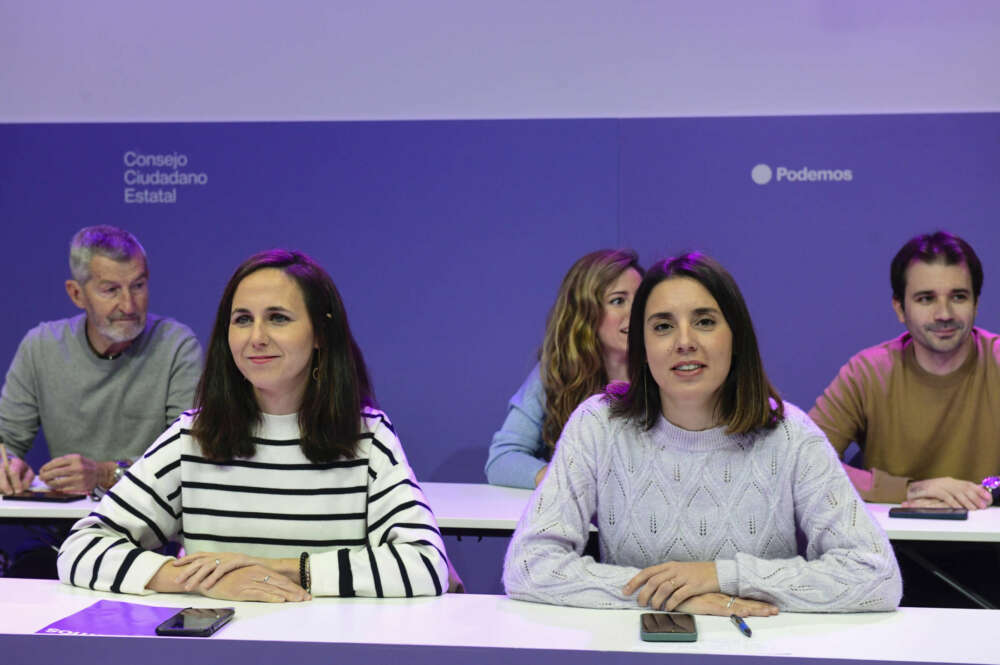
[485,250,643,488]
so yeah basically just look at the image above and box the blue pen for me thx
[730,614,752,638]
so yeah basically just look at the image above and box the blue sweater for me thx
[484,366,548,488]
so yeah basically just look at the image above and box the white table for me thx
[3,483,1000,542]
[866,503,1000,542]
[0,578,995,665]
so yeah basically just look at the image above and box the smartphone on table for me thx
[639,612,697,642]
[888,507,968,520]
[155,607,235,637]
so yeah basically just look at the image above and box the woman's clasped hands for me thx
[167,551,310,603]
[623,561,778,617]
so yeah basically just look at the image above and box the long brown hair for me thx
[540,249,643,454]
[192,249,374,462]
[610,252,782,434]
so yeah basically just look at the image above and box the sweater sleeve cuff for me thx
[122,551,174,595]
[868,468,910,504]
[308,551,340,597]
[521,456,548,488]
[715,559,739,596]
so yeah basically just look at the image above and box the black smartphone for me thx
[639,612,697,642]
[4,490,87,502]
[155,607,235,637]
[888,507,968,520]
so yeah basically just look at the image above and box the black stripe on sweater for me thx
[378,523,443,545]
[178,429,302,447]
[89,538,126,590]
[368,478,420,504]
[361,435,397,466]
[368,501,433,533]
[143,431,181,459]
[155,459,180,479]
[183,506,365,522]
[249,437,303,446]
[183,532,366,547]
[123,471,177,520]
[181,481,367,496]
[106,490,168,548]
[89,512,141,547]
[366,546,383,598]
[363,410,396,434]
[387,542,413,598]
[420,553,443,596]
[70,536,102,587]
[338,548,355,597]
[180,454,368,471]
[110,548,143,593]
[402,537,448,565]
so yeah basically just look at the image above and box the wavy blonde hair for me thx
[539,249,642,454]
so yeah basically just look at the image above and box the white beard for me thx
[95,315,146,344]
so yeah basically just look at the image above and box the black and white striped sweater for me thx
[58,408,447,597]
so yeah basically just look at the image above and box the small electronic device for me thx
[155,607,235,637]
[639,612,697,642]
[3,490,87,502]
[888,507,968,520]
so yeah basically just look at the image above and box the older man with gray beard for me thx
[0,225,202,575]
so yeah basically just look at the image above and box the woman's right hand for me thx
[199,565,310,603]
[533,465,548,487]
[675,592,778,617]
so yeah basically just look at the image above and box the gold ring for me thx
[726,596,736,609]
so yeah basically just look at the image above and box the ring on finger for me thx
[215,559,221,566]
[726,596,736,609]
[263,575,271,584]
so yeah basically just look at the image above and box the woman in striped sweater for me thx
[58,250,448,601]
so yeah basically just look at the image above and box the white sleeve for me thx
[309,415,448,597]
[503,402,641,608]
[720,420,903,612]
[57,421,186,594]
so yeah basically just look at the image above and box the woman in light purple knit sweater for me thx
[503,253,902,616]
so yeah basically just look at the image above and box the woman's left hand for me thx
[677,592,779,617]
[623,561,719,611]
[172,551,265,591]
[199,565,310,603]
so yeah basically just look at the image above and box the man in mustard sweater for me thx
[810,231,996,509]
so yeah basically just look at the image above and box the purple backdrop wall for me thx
[1,113,998,484]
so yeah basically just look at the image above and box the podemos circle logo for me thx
[751,164,773,185]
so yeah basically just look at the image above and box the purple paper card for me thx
[37,599,180,636]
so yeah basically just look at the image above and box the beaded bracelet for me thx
[299,552,311,592]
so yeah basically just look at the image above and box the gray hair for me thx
[69,225,147,284]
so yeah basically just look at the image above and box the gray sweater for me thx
[503,395,902,612]
[0,313,202,461]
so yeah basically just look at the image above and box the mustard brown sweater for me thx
[809,328,1000,503]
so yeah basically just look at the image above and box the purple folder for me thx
[38,599,181,636]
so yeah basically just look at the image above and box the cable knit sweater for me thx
[503,396,902,612]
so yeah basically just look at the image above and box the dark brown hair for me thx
[610,251,782,434]
[192,249,374,462]
[539,249,643,455]
[890,230,983,308]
